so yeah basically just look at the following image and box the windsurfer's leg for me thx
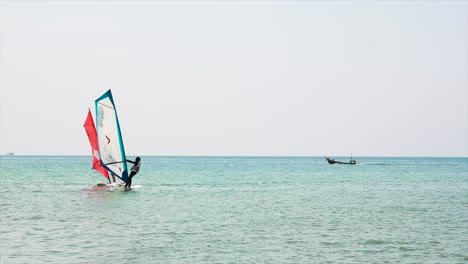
[128,175,134,188]
[126,178,132,189]
[125,176,130,188]
[126,172,135,188]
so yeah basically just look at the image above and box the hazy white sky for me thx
[1,1,467,157]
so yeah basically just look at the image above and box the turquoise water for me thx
[1,156,467,263]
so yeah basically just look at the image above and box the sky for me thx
[1,1,467,157]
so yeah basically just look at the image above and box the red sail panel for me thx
[83,109,110,180]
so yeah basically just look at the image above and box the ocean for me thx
[1,156,467,263]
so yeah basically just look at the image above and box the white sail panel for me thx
[95,90,128,183]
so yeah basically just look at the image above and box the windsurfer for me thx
[125,157,141,189]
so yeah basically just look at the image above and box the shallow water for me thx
[1,156,467,263]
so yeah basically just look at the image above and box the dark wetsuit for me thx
[125,159,141,188]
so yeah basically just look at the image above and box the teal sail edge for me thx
[95,89,113,104]
[114,104,129,182]
[94,89,129,183]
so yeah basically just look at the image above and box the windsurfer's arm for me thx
[126,159,135,164]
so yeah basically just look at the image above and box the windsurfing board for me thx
[106,184,143,191]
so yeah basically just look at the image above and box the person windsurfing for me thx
[125,157,141,189]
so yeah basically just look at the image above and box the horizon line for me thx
[2,154,467,158]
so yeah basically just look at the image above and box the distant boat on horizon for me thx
[6,152,14,156]
[325,156,356,165]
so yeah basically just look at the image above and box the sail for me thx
[95,90,129,183]
[83,109,110,181]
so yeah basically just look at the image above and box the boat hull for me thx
[325,157,356,165]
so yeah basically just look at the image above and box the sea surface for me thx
[1,156,467,263]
